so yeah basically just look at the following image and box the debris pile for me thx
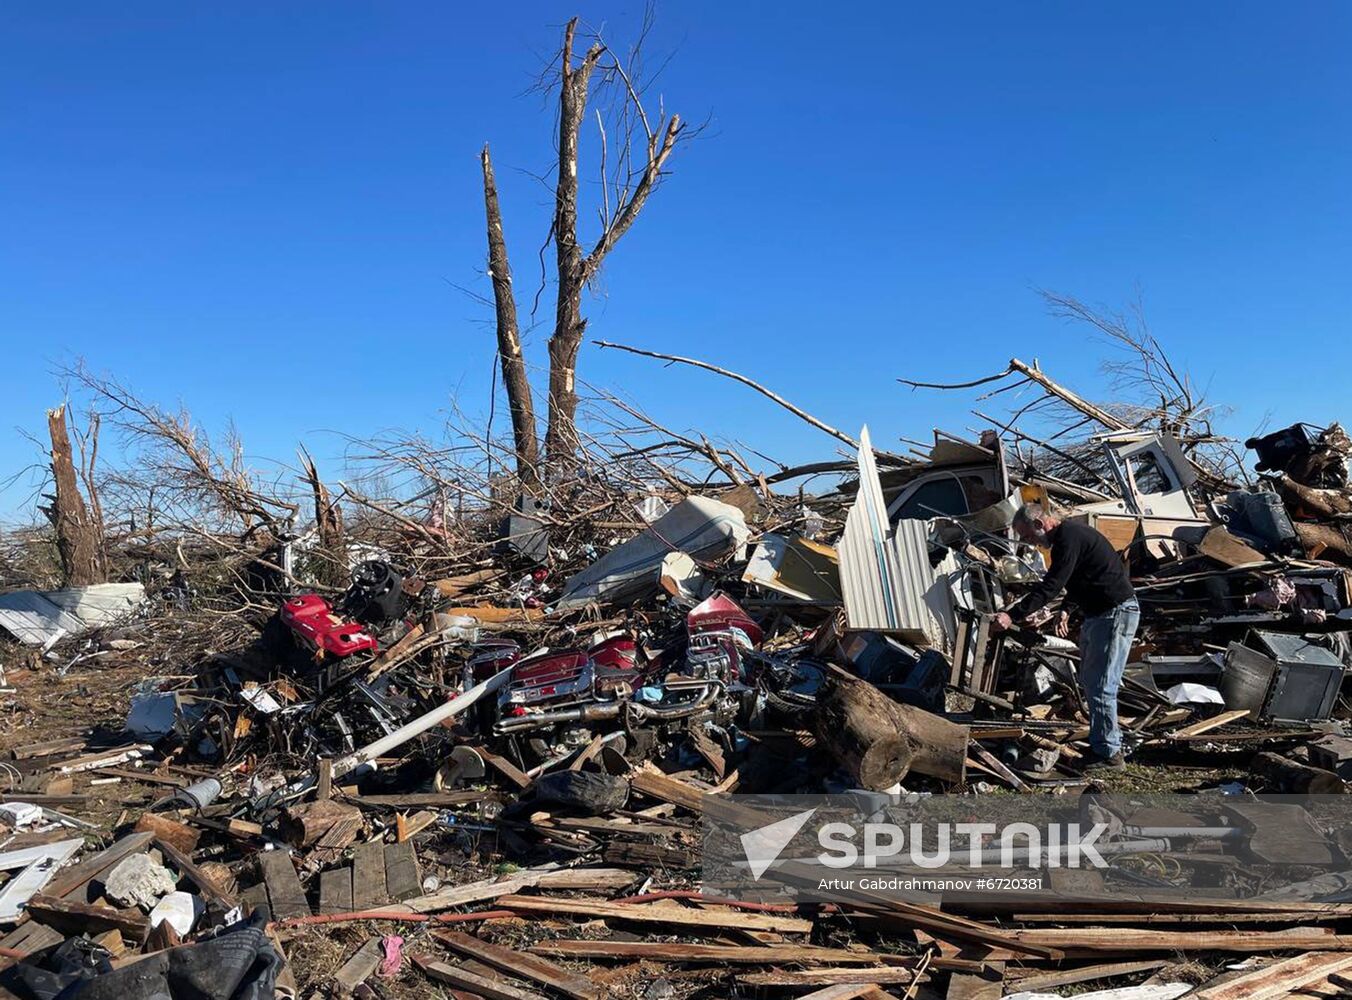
[8,356,1352,999]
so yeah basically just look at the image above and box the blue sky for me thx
[2,3,1350,517]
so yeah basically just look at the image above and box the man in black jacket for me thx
[992,503,1140,770]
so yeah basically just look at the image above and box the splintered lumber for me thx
[25,894,149,942]
[1010,960,1167,993]
[318,866,354,914]
[400,866,634,914]
[531,940,888,965]
[602,840,697,869]
[383,841,421,902]
[255,850,310,920]
[433,930,601,1000]
[498,894,812,934]
[351,841,389,910]
[1171,709,1251,739]
[814,672,967,788]
[414,956,548,1000]
[1252,751,1346,794]
[1008,926,1352,954]
[1193,951,1352,999]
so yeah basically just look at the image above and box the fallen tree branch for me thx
[596,340,861,450]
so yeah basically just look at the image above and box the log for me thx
[132,814,199,856]
[280,799,364,849]
[814,672,967,788]
[1252,751,1346,795]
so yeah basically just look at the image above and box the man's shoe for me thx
[1080,751,1125,772]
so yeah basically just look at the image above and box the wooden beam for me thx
[499,894,811,934]
[531,940,889,965]
[25,894,148,942]
[433,930,601,1000]
[414,956,548,1000]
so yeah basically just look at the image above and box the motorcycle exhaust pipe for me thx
[626,682,724,721]
[495,701,625,733]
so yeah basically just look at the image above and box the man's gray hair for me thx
[1013,502,1048,528]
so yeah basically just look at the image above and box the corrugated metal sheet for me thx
[838,428,956,648]
[0,583,146,645]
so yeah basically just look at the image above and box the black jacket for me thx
[1007,519,1135,619]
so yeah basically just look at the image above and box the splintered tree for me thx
[44,404,107,586]
[480,13,694,485]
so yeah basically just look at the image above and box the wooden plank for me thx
[1010,960,1168,992]
[738,970,919,986]
[351,841,388,910]
[531,940,886,964]
[1171,709,1251,740]
[1193,951,1352,1000]
[154,837,238,908]
[383,841,421,902]
[318,866,354,915]
[434,929,601,1000]
[25,894,149,942]
[401,866,634,914]
[47,831,154,900]
[568,733,607,772]
[499,894,811,934]
[480,750,532,790]
[1009,927,1352,954]
[12,736,88,761]
[317,759,333,801]
[256,850,310,920]
[342,791,495,809]
[334,937,382,996]
[415,957,548,1000]
[795,987,897,1000]
[945,965,1003,1000]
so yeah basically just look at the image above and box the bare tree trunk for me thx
[481,144,541,492]
[544,18,602,472]
[46,404,106,586]
[299,448,346,587]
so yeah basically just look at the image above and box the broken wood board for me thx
[414,956,548,1000]
[334,937,382,996]
[498,893,811,934]
[25,894,148,942]
[256,850,310,920]
[399,865,633,914]
[155,837,239,909]
[318,866,354,915]
[1008,926,1352,954]
[1192,951,1352,999]
[1009,960,1168,992]
[1170,709,1251,740]
[434,930,601,1000]
[383,840,421,902]
[739,969,919,987]
[531,940,897,965]
[351,841,389,910]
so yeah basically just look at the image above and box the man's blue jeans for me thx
[1078,599,1140,758]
